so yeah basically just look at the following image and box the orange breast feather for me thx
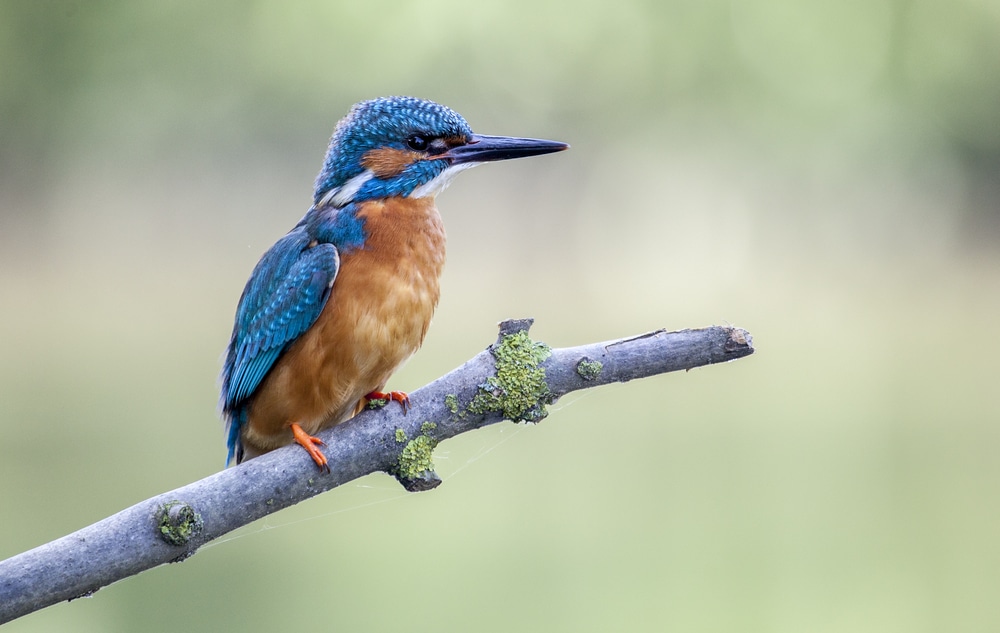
[241,197,446,457]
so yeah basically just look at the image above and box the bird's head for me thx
[313,96,567,207]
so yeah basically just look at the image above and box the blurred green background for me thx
[2,1,999,631]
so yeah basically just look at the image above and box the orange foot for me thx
[290,422,329,473]
[366,390,410,414]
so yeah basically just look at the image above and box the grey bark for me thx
[0,320,753,623]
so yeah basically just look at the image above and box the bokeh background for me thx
[2,1,999,631]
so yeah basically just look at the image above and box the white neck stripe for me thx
[318,170,375,208]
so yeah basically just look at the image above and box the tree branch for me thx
[0,320,753,623]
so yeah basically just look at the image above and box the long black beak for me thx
[444,134,568,164]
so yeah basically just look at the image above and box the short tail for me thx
[225,408,247,467]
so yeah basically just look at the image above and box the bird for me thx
[220,96,567,471]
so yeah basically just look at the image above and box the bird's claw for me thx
[365,390,410,414]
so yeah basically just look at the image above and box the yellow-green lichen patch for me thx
[395,427,439,480]
[469,330,552,423]
[157,500,203,546]
[444,393,459,414]
[395,428,407,443]
[367,397,389,410]
[576,358,603,381]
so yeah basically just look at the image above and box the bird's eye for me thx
[406,135,429,151]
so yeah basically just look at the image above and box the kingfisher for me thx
[220,96,567,471]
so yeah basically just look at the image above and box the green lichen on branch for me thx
[444,393,459,415]
[394,423,439,480]
[469,330,552,423]
[157,501,203,546]
[576,358,603,381]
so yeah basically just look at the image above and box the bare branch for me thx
[0,320,753,623]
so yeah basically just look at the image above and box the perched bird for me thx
[220,96,567,470]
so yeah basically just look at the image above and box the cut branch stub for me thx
[468,321,553,424]
[391,319,553,490]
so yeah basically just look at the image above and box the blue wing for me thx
[221,228,340,463]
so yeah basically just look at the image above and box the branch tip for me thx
[723,327,754,357]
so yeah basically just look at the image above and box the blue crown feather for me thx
[313,96,473,203]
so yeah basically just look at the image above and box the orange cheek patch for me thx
[361,148,418,178]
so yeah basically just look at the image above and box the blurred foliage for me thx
[1,1,999,631]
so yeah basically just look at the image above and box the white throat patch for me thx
[409,162,480,199]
